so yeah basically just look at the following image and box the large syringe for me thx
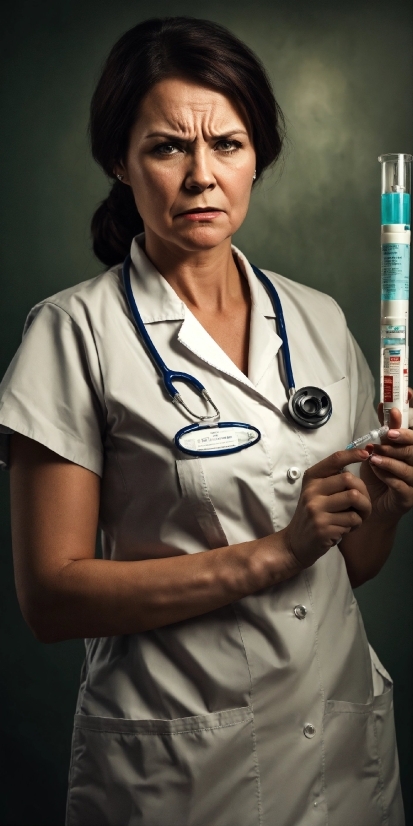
[379,153,412,428]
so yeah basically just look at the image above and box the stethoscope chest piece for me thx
[288,386,333,429]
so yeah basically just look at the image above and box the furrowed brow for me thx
[144,129,248,140]
[144,132,186,140]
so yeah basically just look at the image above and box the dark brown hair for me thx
[90,16,285,267]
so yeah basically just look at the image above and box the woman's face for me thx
[117,77,256,253]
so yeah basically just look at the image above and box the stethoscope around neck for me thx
[122,255,332,457]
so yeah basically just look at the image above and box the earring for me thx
[116,173,124,181]
[252,170,257,182]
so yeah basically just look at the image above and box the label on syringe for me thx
[381,324,406,345]
[381,243,410,300]
[382,347,403,402]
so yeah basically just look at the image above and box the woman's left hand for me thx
[360,388,413,520]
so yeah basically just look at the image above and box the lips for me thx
[175,207,222,220]
[178,207,222,215]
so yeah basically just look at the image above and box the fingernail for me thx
[388,430,400,439]
[370,454,382,465]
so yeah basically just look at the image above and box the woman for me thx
[0,16,411,826]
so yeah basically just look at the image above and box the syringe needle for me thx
[345,426,389,450]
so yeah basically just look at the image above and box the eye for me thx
[215,139,243,154]
[152,142,182,156]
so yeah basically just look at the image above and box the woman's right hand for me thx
[281,448,372,570]
[9,436,373,641]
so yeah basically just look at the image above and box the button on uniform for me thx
[294,604,307,620]
[287,466,301,481]
[303,723,316,738]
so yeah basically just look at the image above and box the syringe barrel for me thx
[379,153,412,225]
[379,154,412,428]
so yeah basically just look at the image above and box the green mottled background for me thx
[0,1,412,823]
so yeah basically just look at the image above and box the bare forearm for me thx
[339,514,399,588]
[31,530,299,643]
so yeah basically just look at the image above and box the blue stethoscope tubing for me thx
[122,254,332,452]
[122,255,205,400]
[250,264,295,392]
[122,255,294,394]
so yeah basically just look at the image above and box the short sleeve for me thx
[0,301,106,476]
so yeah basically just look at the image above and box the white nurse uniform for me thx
[0,236,404,826]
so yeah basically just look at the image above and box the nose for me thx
[184,147,216,192]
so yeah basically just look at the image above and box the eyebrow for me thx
[144,129,249,141]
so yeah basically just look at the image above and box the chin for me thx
[172,225,233,251]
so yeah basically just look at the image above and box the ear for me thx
[113,163,131,185]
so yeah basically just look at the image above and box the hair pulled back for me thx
[90,16,285,267]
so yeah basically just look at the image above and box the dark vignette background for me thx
[0,1,412,824]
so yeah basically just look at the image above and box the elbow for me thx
[31,625,58,645]
[18,591,67,644]
[350,572,384,589]
[31,621,64,645]
[347,564,384,589]
[348,573,369,589]
[21,606,59,644]
[31,618,69,645]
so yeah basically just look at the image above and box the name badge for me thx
[175,422,261,457]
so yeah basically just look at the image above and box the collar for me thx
[129,234,185,323]
[129,234,277,323]
[128,234,282,388]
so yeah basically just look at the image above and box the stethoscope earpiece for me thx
[288,387,333,429]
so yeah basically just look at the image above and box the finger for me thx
[390,407,403,429]
[377,405,404,430]
[369,453,413,484]
[307,470,370,496]
[304,449,369,480]
[408,387,412,405]
[377,404,411,431]
[366,464,413,508]
[326,510,364,529]
[381,427,413,446]
[372,442,413,463]
[323,489,371,518]
[340,472,371,499]
[327,526,353,547]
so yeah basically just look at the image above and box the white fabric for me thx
[0,237,404,826]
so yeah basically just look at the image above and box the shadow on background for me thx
[0,0,412,823]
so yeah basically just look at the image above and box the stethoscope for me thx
[122,255,332,457]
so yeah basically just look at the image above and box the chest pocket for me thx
[176,431,278,550]
[176,457,229,549]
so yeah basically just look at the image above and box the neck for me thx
[142,230,246,314]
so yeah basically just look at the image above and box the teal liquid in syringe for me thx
[381,192,410,305]
[381,192,410,227]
